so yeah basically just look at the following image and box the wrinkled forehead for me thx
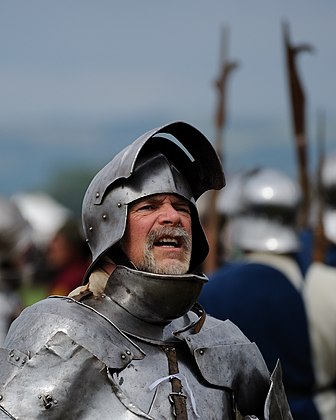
[129,193,191,209]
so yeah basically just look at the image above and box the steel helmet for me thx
[12,192,71,248]
[0,196,33,262]
[321,153,336,243]
[82,121,225,279]
[231,168,301,253]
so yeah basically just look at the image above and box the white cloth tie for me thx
[148,373,200,418]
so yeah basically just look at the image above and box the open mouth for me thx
[154,237,181,248]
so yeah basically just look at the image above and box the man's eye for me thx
[176,206,191,215]
[138,205,154,211]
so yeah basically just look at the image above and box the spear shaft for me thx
[282,21,313,229]
[203,25,238,274]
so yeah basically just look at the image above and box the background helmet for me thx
[321,153,336,243]
[0,196,33,262]
[82,121,225,279]
[231,167,301,254]
[12,192,71,249]
[0,196,35,289]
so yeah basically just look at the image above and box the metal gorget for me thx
[81,265,207,344]
[104,265,207,323]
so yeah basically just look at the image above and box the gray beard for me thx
[136,226,192,275]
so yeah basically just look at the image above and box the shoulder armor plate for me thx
[177,317,270,415]
[5,296,145,367]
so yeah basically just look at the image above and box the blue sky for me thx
[0,1,335,196]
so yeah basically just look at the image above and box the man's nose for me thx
[157,204,181,225]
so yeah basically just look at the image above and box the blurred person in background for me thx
[303,152,336,420]
[0,196,35,345]
[46,218,91,296]
[12,191,74,305]
[199,167,320,419]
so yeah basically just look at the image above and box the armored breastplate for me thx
[78,267,270,418]
[0,266,288,419]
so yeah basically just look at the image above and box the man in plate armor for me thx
[0,122,292,419]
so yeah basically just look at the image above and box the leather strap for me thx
[163,346,188,420]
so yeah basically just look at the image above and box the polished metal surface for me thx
[0,293,293,419]
[231,216,300,253]
[232,168,301,253]
[102,265,207,324]
[242,168,301,208]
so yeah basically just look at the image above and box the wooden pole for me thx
[203,25,238,274]
[282,20,314,229]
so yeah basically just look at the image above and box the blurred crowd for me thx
[198,154,336,420]
[0,152,336,420]
[0,192,90,344]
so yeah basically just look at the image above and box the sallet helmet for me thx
[82,121,225,281]
[231,168,301,254]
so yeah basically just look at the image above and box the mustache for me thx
[146,226,192,250]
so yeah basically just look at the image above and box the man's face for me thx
[120,194,192,275]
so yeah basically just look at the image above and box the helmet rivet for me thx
[102,214,107,220]
[96,192,100,198]
[117,203,122,208]
[89,226,93,231]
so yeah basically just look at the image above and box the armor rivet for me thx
[96,192,100,198]
[121,354,126,359]
[9,352,14,357]
[101,294,106,298]
[86,239,89,243]
[186,337,191,342]
[89,226,93,231]
[15,356,20,361]
[199,349,205,355]
[102,214,107,220]
[126,350,131,355]
[54,400,58,404]
[38,395,42,399]
[0,395,3,400]
[117,202,122,208]
[21,359,25,364]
